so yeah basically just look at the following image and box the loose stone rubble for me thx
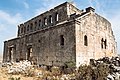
[0,56,120,80]
[3,60,32,74]
[90,56,120,80]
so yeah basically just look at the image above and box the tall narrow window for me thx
[55,12,59,21]
[35,21,37,30]
[101,38,107,49]
[60,35,64,46]
[104,39,107,49]
[49,15,53,23]
[30,23,33,31]
[84,35,88,46]
[27,25,29,31]
[39,20,41,27]
[101,38,104,49]
[44,18,47,25]
[35,21,37,27]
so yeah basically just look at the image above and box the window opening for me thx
[44,18,47,25]
[35,21,37,30]
[104,39,107,49]
[39,20,41,27]
[101,38,107,49]
[49,15,53,23]
[84,35,88,46]
[27,25,29,31]
[30,23,33,31]
[27,47,33,61]
[60,35,64,46]
[101,38,104,49]
[9,47,14,62]
[55,12,59,21]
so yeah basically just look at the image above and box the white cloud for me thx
[0,10,23,37]
[0,10,24,55]
[0,24,6,32]
[15,0,29,9]
[0,10,22,25]
[88,0,93,7]
[23,2,29,9]
[35,0,65,16]
[88,0,106,17]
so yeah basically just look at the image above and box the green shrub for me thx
[76,65,93,80]
[64,61,76,68]
[76,64,110,80]
[95,63,110,80]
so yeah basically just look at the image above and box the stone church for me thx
[3,2,117,67]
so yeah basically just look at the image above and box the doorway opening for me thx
[27,47,33,61]
[8,47,14,62]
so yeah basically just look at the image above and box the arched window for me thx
[35,21,37,30]
[55,12,59,21]
[101,38,107,49]
[27,25,29,31]
[39,20,41,26]
[30,23,33,31]
[49,15,53,23]
[44,18,47,25]
[60,35,64,46]
[35,21,37,26]
[104,39,107,49]
[84,35,88,46]
[101,38,104,49]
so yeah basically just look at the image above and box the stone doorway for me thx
[8,47,14,62]
[27,47,33,61]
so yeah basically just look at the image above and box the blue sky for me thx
[0,0,120,56]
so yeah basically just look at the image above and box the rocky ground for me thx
[90,56,120,80]
[0,56,120,80]
[0,60,76,80]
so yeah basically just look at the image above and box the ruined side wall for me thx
[4,22,76,66]
[75,12,117,67]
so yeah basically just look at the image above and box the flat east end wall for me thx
[3,2,117,67]
[75,10,117,67]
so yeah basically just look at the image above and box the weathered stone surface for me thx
[7,60,32,74]
[3,2,117,67]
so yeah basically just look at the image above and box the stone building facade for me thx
[3,2,117,67]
